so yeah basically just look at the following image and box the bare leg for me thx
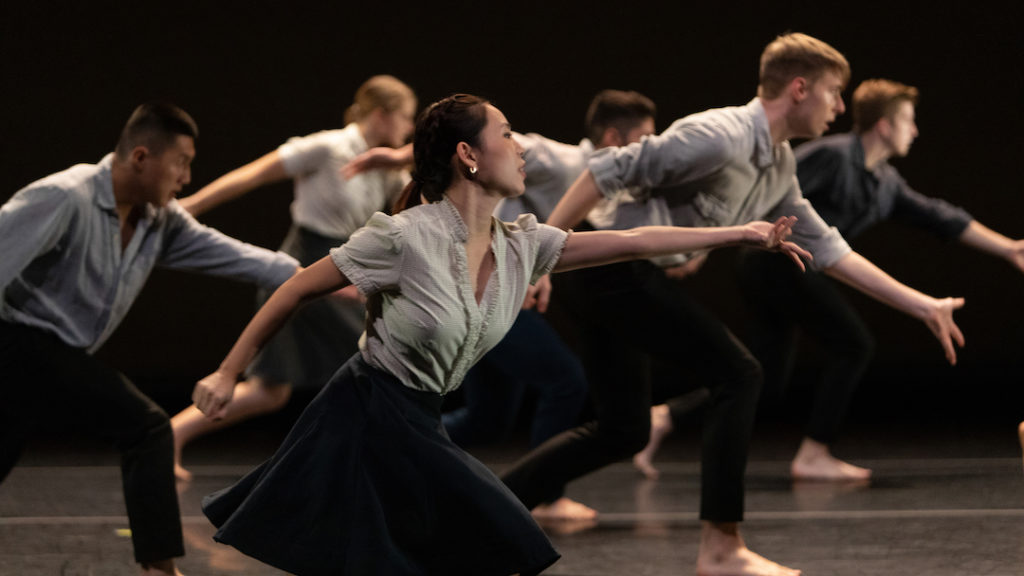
[531,496,598,520]
[790,437,871,481]
[140,558,183,576]
[697,522,800,576]
[171,377,292,481]
[632,403,673,480]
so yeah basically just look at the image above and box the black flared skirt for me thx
[203,354,559,576]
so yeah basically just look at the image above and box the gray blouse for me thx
[330,197,569,394]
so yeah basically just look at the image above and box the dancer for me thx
[0,103,300,576]
[193,93,810,576]
[345,89,665,519]
[641,79,1024,481]
[170,75,416,481]
[506,33,965,576]
[449,89,661,520]
[740,78,1024,480]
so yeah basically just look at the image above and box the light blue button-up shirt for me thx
[587,98,851,270]
[0,154,299,353]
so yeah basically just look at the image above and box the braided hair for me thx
[393,94,489,213]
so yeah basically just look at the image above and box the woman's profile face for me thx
[471,104,526,197]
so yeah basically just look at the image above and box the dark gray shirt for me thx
[0,154,300,352]
[796,133,973,242]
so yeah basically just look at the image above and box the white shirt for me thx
[278,123,408,239]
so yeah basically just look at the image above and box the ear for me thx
[455,141,478,172]
[874,116,893,138]
[369,106,389,124]
[129,146,149,172]
[789,76,811,103]
[599,127,623,148]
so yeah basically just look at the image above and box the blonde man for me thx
[522,34,964,576]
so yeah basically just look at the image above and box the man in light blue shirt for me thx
[0,103,299,576]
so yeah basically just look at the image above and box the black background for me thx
[3,2,1022,429]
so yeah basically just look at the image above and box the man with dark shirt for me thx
[738,79,1024,480]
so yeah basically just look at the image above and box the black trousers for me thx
[736,250,874,444]
[0,320,184,563]
[500,260,762,522]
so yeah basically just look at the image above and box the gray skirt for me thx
[249,225,364,389]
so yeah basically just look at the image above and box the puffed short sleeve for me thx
[510,214,569,284]
[329,212,404,294]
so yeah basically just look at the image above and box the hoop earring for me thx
[469,166,478,174]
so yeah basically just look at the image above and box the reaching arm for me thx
[547,170,603,231]
[179,150,288,216]
[825,252,965,364]
[554,217,811,273]
[341,143,414,179]
[958,220,1024,273]
[192,256,349,418]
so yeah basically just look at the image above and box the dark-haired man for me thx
[0,103,299,575]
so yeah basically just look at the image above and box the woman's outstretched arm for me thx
[192,256,349,418]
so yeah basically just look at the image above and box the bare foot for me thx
[790,437,871,481]
[173,441,192,483]
[140,559,184,575]
[531,497,598,520]
[698,522,800,576]
[633,404,673,480]
[174,461,193,483]
[697,546,801,576]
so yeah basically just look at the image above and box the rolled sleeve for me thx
[890,177,973,240]
[277,131,334,177]
[588,119,734,200]
[769,177,851,270]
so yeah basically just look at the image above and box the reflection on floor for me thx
[2,418,1022,575]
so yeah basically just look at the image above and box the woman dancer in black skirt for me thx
[192,93,810,576]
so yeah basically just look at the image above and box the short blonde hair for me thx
[758,33,850,99]
[344,75,416,124]
[852,79,919,133]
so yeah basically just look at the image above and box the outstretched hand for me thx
[743,216,813,271]
[341,146,412,179]
[921,296,966,365]
[192,371,237,420]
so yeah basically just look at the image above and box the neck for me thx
[110,158,144,224]
[759,96,798,145]
[357,120,385,149]
[444,181,501,237]
[858,130,891,170]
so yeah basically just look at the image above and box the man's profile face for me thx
[139,135,194,207]
[882,100,918,157]
[794,70,846,138]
